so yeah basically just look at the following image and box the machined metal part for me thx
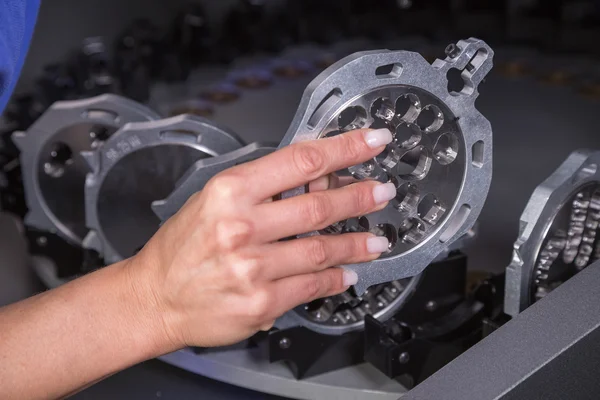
[278,38,494,295]
[274,230,477,336]
[83,115,244,264]
[278,277,421,336]
[151,42,485,336]
[12,94,159,246]
[505,150,600,317]
[152,142,277,222]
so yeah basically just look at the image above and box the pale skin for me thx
[0,127,396,400]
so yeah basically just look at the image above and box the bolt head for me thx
[425,300,438,311]
[279,337,291,349]
[445,44,460,59]
[398,352,410,364]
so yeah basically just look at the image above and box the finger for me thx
[308,174,359,192]
[266,268,356,319]
[308,175,332,192]
[226,128,393,202]
[257,233,388,280]
[251,180,397,242]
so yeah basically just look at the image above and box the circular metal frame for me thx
[83,114,244,264]
[278,38,494,296]
[505,149,600,317]
[152,142,277,222]
[12,94,159,245]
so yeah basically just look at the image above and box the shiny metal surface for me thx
[152,41,484,336]
[152,142,277,221]
[505,150,600,317]
[12,94,159,245]
[278,38,494,295]
[290,278,419,334]
[82,115,244,264]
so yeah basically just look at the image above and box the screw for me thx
[36,236,48,247]
[445,44,461,59]
[398,352,410,364]
[425,300,438,312]
[279,337,291,349]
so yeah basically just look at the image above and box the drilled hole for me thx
[398,146,432,181]
[343,217,370,233]
[376,63,402,78]
[371,97,395,122]
[392,182,420,212]
[417,105,444,133]
[338,106,368,131]
[472,140,484,168]
[370,118,390,130]
[395,93,421,123]
[159,130,201,144]
[370,223,397,252]
[44,142,73,178]
[447,68,465,93]
[83,109,118,122]
[418,194,446,225]
[399,218,426,244]
[376,145,401,172]
[434,132,459,165]
[348,159,376,180]
[89,126,111,149]
[394,123,422,149]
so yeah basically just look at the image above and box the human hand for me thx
[129,128,396,350]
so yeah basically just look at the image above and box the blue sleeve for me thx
[0,0,40,115]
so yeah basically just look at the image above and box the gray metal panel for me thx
[160,348,406,400]
[403,260,600,400]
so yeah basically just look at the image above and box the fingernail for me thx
[373,182,397,204]
[343,269,358,286]
[367,236,390,253]
[364,128,393,148]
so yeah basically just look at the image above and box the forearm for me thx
[0,259,174,400]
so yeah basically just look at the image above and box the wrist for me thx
[119,257,184,356]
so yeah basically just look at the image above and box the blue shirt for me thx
[0,0,40,115]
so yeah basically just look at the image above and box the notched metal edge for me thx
[12,94,159,245]
[152,142,277,222]
[277,39,494,295]
[432,37,495,100]
[83,114,244,264]
[504,149,600,317]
